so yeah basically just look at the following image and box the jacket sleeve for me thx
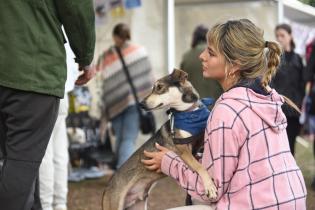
[55,0,96,67]
[306,44,315,82]
[161,104,240,202]
[297,55,306,98]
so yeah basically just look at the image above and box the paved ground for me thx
[68,176,186,210]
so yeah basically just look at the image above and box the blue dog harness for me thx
[168,98,214,144]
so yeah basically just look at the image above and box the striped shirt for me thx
[161,87,307,210]
[96,43,154,119]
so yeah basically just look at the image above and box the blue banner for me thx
[125,0,141,9]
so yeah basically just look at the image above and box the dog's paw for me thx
[204,182,217,199]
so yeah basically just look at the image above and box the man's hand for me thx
[75,66,95,85]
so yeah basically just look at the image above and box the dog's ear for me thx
[171,68,188,83]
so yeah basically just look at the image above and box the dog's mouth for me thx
[145,103,164,111]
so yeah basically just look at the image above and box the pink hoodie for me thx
[161,87,307,210]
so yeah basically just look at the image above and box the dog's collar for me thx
[169,111,176,138]
[173,132,204,144]
[167,98,214,144]
[168,112,204,144]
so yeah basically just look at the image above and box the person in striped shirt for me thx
[96,23,154,169]
[142,19,307,210]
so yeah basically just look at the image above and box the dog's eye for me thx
[155,84,163,91]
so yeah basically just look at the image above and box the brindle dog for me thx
[102,69,217,210]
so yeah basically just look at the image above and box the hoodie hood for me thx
[218,87,287,133]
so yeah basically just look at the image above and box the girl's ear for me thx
[230,60,241,73]
[227,61,241,78]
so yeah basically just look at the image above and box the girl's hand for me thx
[141,143,170,173]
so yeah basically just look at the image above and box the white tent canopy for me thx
[281,0,315,55]
[172,0,315,25]
[282,0,315,26]
[168,0,315,69]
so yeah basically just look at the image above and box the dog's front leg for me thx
[176,145,217,199]
[125,200,146,210]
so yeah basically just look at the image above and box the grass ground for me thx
[68,139,315,210]
[295,139,315,210]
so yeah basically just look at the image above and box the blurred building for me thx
[93,0,315,76]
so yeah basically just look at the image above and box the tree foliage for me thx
[299,0,315,7]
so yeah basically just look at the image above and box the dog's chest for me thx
[174,128,192,138]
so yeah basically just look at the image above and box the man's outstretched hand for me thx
[75,66,95,85]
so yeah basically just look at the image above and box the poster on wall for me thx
[110,0,125,18]
[94,0,127,26]
[94,0,108,26]
[125,0,141,9]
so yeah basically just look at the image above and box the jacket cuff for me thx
[161,151,179,176]
[79,64,93,71]
[75,53,94,67]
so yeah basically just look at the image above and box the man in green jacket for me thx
[180,25,223,100]
[0,1,95,209]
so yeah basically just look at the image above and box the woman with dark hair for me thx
[191,25,208,48]
[180,25,223,99]
[96,23,154,169]
[272,23,306,156]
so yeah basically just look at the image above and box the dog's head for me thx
[140,69,199,111]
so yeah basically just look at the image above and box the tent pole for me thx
[167,0,175,73]
[278,0,284,23]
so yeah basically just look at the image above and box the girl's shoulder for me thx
[209,86,267,124]
[209,98,243,124]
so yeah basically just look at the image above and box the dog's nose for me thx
[138,101,147,110]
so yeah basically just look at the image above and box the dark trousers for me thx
[286,116,301,156]
[0,86,59,210]
[31,176,42,210]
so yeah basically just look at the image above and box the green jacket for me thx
[0,0,95,97]
[181,43,223,99]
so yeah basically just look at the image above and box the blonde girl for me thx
[142,19,306,210]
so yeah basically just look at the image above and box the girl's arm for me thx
[161,104,240,202]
